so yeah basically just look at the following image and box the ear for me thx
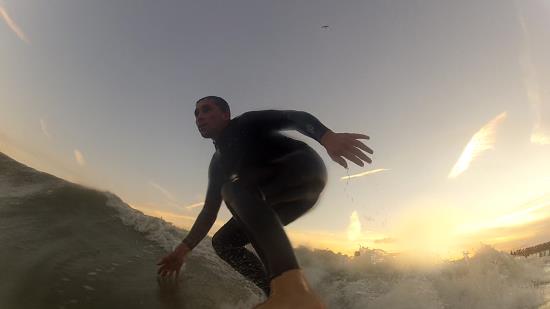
[222,112,230,121]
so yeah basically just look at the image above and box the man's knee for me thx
[316,160,328,190]
[211,232,227,255]
[211,232,221,249]
[300,152,327,196]
[304,176,326,202]
[316,172,327,192]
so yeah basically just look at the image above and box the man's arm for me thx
[239,110,375,169]
[239,110,332,143]
[181,155,223,250]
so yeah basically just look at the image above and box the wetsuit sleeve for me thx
[181,155,223,250]
[239,110,331,143]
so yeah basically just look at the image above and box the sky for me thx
[1,0,550,258]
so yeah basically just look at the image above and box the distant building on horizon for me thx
[511,241,550,257]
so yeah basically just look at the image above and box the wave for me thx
[296,245,547,308]
[0,152,547,308]
[0,152,262,309]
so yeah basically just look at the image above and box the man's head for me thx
[194,96,231,139]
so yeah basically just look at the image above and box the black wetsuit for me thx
[182,110,330,295]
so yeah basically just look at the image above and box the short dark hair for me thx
[196,96,230,114]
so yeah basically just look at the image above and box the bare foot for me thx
[253,269,325,309]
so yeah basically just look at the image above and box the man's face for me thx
[194,100,229,139]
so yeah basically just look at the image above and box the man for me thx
[157,96,373,308]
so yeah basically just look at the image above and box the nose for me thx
[196,113,204,123]
[196,118,207,128]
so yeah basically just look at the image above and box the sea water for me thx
[0,152,547,309]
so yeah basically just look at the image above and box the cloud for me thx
[0,4,30,44]
[73,149,86,166]
[185,202,204,210]
[517,11,550,145]
[149,181,175,201]
[438,190,550,255]
[340,168,389,181]
[148,181,185,208]
[40,118,51,139]
[346,210,362,241]
[457,192,550,236]
[448,112,507,178]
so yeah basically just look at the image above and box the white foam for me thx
[298,245,546,309]
[103,191,263,289]
[104,192,187,252]
[102,192,547,308]
[219,294,264,309]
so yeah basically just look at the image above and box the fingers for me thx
[159,267,179,279]
[157,256,167,265]
[330,154,347,169]
[157,257,173,277]
[157,264,167,276]
[157,256,183,280]
[344,133,373,165]
[345,133,369,140]
[344,133,373,155]
[349,139,373,155]
[330,149,367,168]
[158,265,174,278]
[342,150,364,167]
[326,132,373,168]
[347,145,372,164]
[331,148,371,168]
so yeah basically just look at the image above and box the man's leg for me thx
[221,149,327,281]
[220,180,327,308]
[212,219,271,296]
[212,151,327,307]
[221,180,299,283]
[211,191,321,293]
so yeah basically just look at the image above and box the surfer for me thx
[157,96,373,308]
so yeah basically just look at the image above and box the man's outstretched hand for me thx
[321,131,373,168]
[157,243,191,279]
